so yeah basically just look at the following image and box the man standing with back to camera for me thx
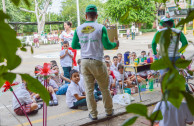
[72,4,119,120]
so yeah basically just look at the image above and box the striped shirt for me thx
[60,30,74,47]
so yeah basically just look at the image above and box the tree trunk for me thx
[2,0,6,13]
[138,23,141,30]
[35,0,51,35]
[155,13,158,29]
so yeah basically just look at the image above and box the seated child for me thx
[13,80,42,116]
[51,65,71,95]
[50,60,58,68]
[46,77,59,106]
[115,64,133,88]
[60,41,74,79]
[106,61,116,87]
[117,53,123,64]
[66,70,87,109]
[33,65,59,106]
[73,59,81,72]
[107,67,115,96]
[153,76,193,126]
[111,56,119,72]
[104,55,110,61]
[130,52,137,63]
[140,51,147,58]
[104,55,112,65]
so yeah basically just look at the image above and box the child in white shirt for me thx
[153,80,193,126]
[73,59,81,72]
[117,53,123,64]
[66,70,87,109]
[13,80,41,116]
[111,56,119,72]
[115,64,133,88]
[60,41,74,79]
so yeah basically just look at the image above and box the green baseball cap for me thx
[86,4,97,13]
[160,17,174,25]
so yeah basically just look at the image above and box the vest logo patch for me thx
[81,26,95,34]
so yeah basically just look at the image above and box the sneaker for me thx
[106,109,114,117]
[98,95,102,100]
[49,100,53,106]
[53,100,58,106]
[37,98,43,102]
[37,103,43,110]
[78,106,88,111]
[89,113,97,121]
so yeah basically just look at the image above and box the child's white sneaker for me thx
[49,100,53,106]
[53,100,58,106]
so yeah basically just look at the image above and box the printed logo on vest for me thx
[81,26,95,34]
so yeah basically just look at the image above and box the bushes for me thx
[141,29,157,33]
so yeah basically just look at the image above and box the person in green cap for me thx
[159,11,175,29]
[71,4,119,120]
[152,17,188,75]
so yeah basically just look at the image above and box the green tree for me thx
[61,0,105,27]
[104,0,156,27]
[19,0,52,34]
[0,0,50,105]
[0,0,25,22]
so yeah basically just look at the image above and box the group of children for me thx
[12,41,193,126]
[13,44,158,116]
[104,51,158,95]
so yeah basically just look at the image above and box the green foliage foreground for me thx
[0,8,50,105]
[0,0,194,125]
[122,8,194,126]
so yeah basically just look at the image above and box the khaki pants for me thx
[81,59,113,118]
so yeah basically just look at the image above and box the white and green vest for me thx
[76,22,104,61]
[159,28,181,57]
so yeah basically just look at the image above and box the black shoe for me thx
[89,113,97,120]
[106,109,114,117]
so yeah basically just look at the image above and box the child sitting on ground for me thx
[140,51,147,58]
[107,67,115,96]
[46,77,59,106]
[34,66,58,106]
[115,64,133,88]
[60,41,74,79]
[153,75,193,126]
[50,60,58,68]
[117,53,123,64]
[73,59,81,72]
[111,56,119,72]
[13,80,42,116]
[104,55,112,65]
[51,65,71,95]
[66,70,87,110]
[105,61,116,87]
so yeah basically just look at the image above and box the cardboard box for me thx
[106,27,118,50]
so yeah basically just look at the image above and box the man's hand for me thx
[115,40,119,48]
[114,37,119,48]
